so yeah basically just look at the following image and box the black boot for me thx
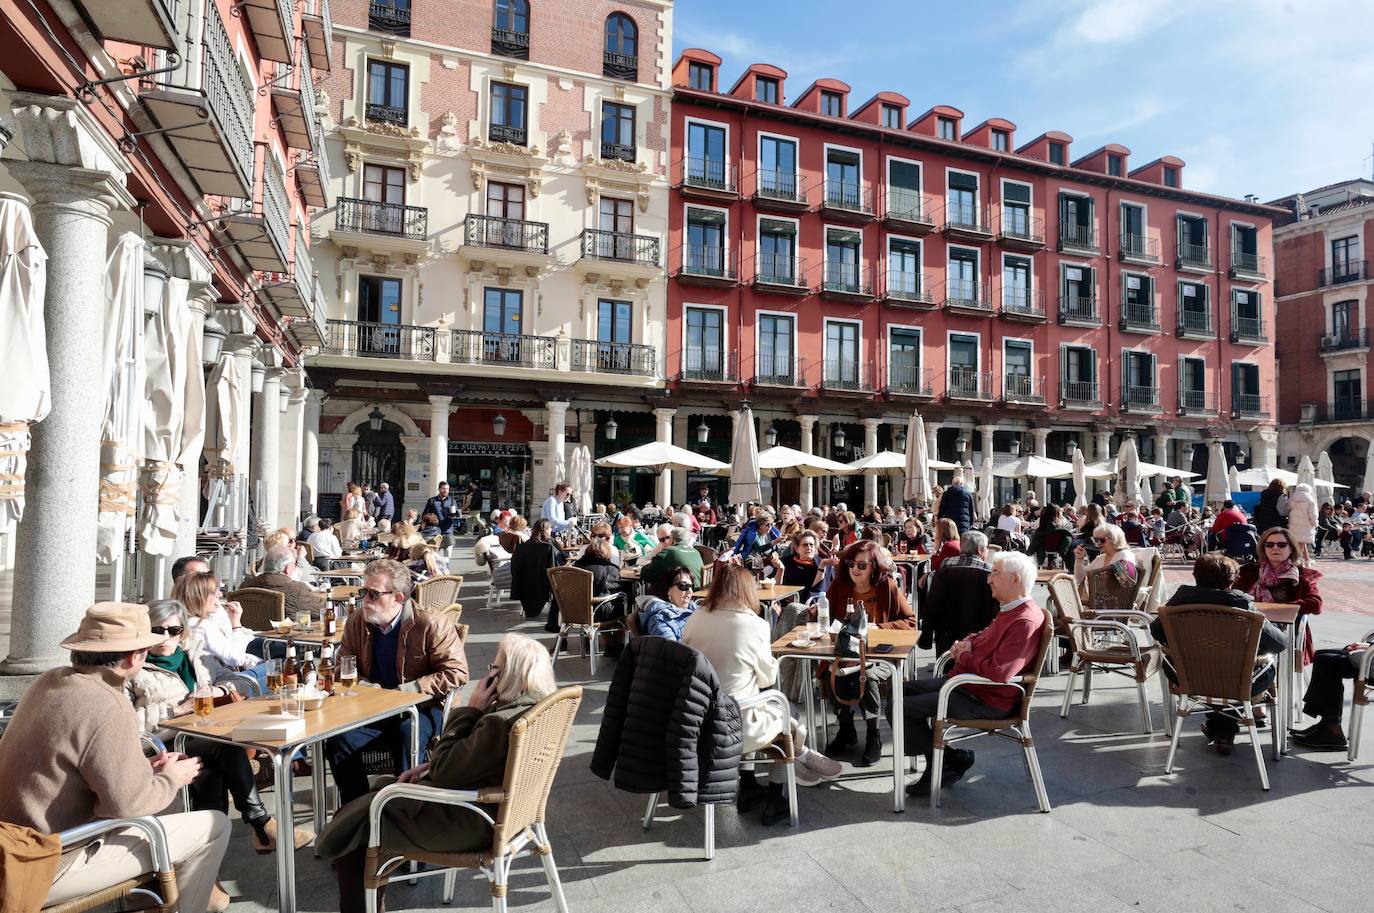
[824,710,858,757]
[855,723,883,768]
[736,770,766,813]
[760,782,790,826]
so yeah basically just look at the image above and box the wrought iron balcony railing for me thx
[324,320,436,361]
[489,123,527,145]
[1319,328,1369,352]
[1176,310,1213,337]
[887,365,933,396]
[580,229,660,267]
[822,261,871,296]
[885,189,935,226]
[822,360,870,391]
[369,1,410,34]
[946,368,993,400]
[335,197,428,240]
[1058,295,1099,324]
[1000,286,1045,318]
[822,180,873,215]
[753,354,801,387]
[943,202,990,234]
[1060,380,1101,405]
[365,102,406,126]
[570,339,656,376]
[754,253,807,289]
[1121,302,1160,330]
[677,244,738,281]
[491,27,530,59]
[681,157,737,193]
[1177,242,1213,270]
[680,348,736,382]
[1119,232,1160,263]
[1230,314,1267,343]
[886,270,934,304]
[451,330,558,369]
[945,278,991,311]
[1231,393,1270,418]
[1000,211,1045,245]
[1178,389,1217,414]
[462,214,549,254]
[1229,250,1267,278]
[1002,374,1045,403]
[1307,400,1371,423]
[1319,260,1367,287]
[603,51,638,81]
[754,169,808,204]
[1122,386,1160,410]
[1057,220,1099,254]
[600,141,636,163]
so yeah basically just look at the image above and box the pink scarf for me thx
[1253,558,1299,602]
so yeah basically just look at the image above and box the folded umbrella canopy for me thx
[96,234,146,572]
[205,349,246,531]
[976,456,995,521]
[1072,447,1089,510]
[569,444,593,515]
[1117,436,1143,506]
[727,405,762,507]
[1229,465,1242,495]
[1204,440,1231,505]
[0,196,48,534]
[1295,454,1315,490]
[904,413,931,504]
[1318,451,1336,497]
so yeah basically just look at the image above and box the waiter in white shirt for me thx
[541,482,576,534]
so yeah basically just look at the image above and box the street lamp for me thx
[832,425,846,449]
[696,418,710,444]
[766,423,778,448]
[896,429,907,452]
[955,434,968,454]
[250,361,265,394]
[604,416,618,441]
[368,405,385,432]
[200,314,226,366]
[493,413,507,437]
[1066,438,1078,456]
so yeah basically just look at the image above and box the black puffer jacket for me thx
[590,636,742,808]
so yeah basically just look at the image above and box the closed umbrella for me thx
[205,352,246,530]
[1317,451,1336,499]
[727,405,762,507]
[1229,465,1241,494]
[1362,443,1374,498]
[976,455,995,521]
[569,444,593,515]
[1116,436,1142,507]
[1204,440,1230,505]
[904,413,931,504]
[1295,454,1315,491]
[0,195,48,534]
[1072,447,1089,510]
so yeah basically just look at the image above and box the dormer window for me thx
[1108,154,1123,176]
[688,61,713,91]
[755,76,779,104]
[1163,165,1179,187]
[882,104,901,128]
[821,91,842,117]
[1049,142,1066,165]
[991,129,1009,151]
[603,13,638,81]
[937,116,956,140]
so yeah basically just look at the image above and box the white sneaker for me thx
[796,749,842,783]
[793,763,824,787]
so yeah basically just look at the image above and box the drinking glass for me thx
[338,655,357,697]
[265,659,284,696]
[296,609,311,629]
[279,685,302,718]
[806,618,822,641]
[191,686,215,727]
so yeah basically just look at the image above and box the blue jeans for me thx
[324,698,443,804]
[246,638,287,661]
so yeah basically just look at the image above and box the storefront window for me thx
[447,442,532,516]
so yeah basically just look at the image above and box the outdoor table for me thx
[694,583,804,605]
[329,584,360,601]
[252,623,344,649]
[891,553,931,600]
[164,688,428,913]
[325,557,366,570]
[1253,601,1303,757]
[771,624,920,813]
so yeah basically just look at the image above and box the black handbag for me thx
[829,602,868,707]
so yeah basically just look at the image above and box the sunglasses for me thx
[673,581,693,592]
[846,560,871,570]
[359,587,397,601]
[1263,541,1290,549]
[1092,537,1107,544]
[658,536,670,542]
[151,625,184,637]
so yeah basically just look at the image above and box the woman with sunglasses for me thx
[172,571,269,687]
[636,567,698,640]
[1072,523,1141,610]
[1236,526,1323,665]
[822,540,916,766]
[778,531,840,602]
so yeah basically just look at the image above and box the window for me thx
[1332,299,1355,338]
[1048,142,1066,165]
[949,333,980,394]
[1107,154,1123,176]
[1179,281,1210,332]
[1180,357,1207,410]
[490,82,528,144]
[688,61,713,91]
[358,275,402,324]
[755,76,779,104]
[1123,273,1154,325]
[485,181,524,219]
[825,227,861,291]
[946,171,979,228]
[1001,181,1031,237]
[595,196,635,258]
[937,116,956,140]
[1232,224,1259,268]
[1332,236,1360,279]
[603,13,638,80]
[821,91,842,117]
[1162,165,1179,187]
[370,0,411,35]
[1231,362,1261,413]
[1002,255,1031,310]
[483,288,522,337]
[1334,369,1362,419]
[1123,351,1158,404]
[887,159,923,220]
[889,238,921,297]
[826,321,860,385]
[491,0,529,57]
[758,136,798,200]
[889,328,921,390]
[1005,340,1033,396]
[685,207,726,276]
[991,129,1009,151]
[825,149,861,209]
[1177,214,1208,262]
[600,101,635,161]
[1061,346,1097,401]
[686,121,727,188]
[1058,192,1094,248]
[882,104,901,128]
[759,220,797,283]
[1061,264,1095,319]
[1120,201,1148,257]
[598,299,632,343]
[758,315,794,382]
[362,164,405,205]
[1233,288,1260,320]
[366,60,408,124]
[685,307,724,377]
[949,247,979,301]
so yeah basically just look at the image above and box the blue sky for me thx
[671,0,1374,201]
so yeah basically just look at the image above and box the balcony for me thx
[674,244,739,287]
[752,170,809,211]
[821,360,872,393]
[1306,400,1371,423]
[324,320,437,362]
[600,141,636,163]
[884,190,936,231]
[998,286,1046,322]
[945,368,993,401]
[1001,374,1047,406]
[461,214,550,265]
[886,366,934,398]
[1120,302,1160,333]
[752,254,809,294]
[138,0,254,198]
[678,157,738,198]
[242,0,294,63]
[366,103,408,128]
[491,27,530,59]
[1177,389,1218,416]
[220,157,290,273]
[570,339,657,377]
[336,197,428,240]
[1229,314,1267,344]
[369,1,411,35]
[260,232,315,316]
[489,123,527,146]
[579,229,660,271]
[1121,386,1161,413]
[679,348,737,383]
[999,211,1045,249]
[1176,242,1213,273]
[820,180,874,220]
[1057,221,1099,256]
[1119,232,1160,265]
[1057,295,1100,326]
[942,202,993,240]
[1318,260,1367,287]
[271,59,319,152]
[1176,310,1214,339]
[298,118,332,208]
[288,282,327,348]
[884,270,936,308]
[301,0,334,71]
[74,0,177,49]
[1319,328,1369,353]
[1229,250,1268,281]
[752,355,805,388]
[943,278,993,316]
[821,262,873,300]
[451,330,558,370]
[1232,393,1271,419]
[1060,380,1102,409]
[603,51,638,81]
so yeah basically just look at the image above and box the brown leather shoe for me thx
[208,882,231,913]
[251,817,315,854]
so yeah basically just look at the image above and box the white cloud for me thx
[1059,0,1184,45]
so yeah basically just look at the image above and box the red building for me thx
[665,48,1282,507]
[1271,179,1374,492]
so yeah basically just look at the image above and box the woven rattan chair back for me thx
[1046,573,1084,624]
[546,567,594,626]
[228,587,286,630]
[1085,559,1143,611]
[490,686,583,857]
[694,544,717,567]
[1012,606,1056,721]
[1157,603,1265,702]
[415,575,463,611]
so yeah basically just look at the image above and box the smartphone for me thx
[872,643,895,654]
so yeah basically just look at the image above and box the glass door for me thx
[483,288,523,363]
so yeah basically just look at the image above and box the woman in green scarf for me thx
[128,600,311,858]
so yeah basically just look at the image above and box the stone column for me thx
[4,94,135,673]
[278,383,305,529]
[427,395,453,491]
[653,408,676,508]
[1152,432,1171,471]
[798,415,818,511]
[1248,427,1278,470]
[863,417,881,506]
[543,400,569,509]
[1032,428,1050,503]
[1095,429,1112,495]
[301,389,322,515]
[925,422,941,490]
[251,366,283,534]
[672,413,690,505]
[978,424,996,510]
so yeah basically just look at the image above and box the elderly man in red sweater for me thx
[896,550,1046,796]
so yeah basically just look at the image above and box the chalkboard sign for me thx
[318,493,343,520]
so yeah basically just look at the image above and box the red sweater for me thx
[952,599,1046,712]
[1210,506,1247,535]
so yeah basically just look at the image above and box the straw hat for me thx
[59,602,167,653]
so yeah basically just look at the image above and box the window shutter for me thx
[1003,182,1030,205]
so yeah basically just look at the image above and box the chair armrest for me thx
[59,816,174,872]
[936,674,1025,719]
[1359,646,1374,682]
[736,690,789,719]
[1092,609,1155,628]
[366,782,502,849]
[140,733,168,756]
[1068,619,1143,659]
[933,651,955,677]
[216,670,265,698]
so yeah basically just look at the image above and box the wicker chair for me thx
[1083,560,1144,612]
[1157,603,1278,789]
[929,604,1055,812]
[46,817,178,913]
[363,686,583,913]
[546,567,625,675]
[1047,572,1165,734]
[1133,547,1163,612]
[228,587,286,631]
[415,575,464,613]
[1351,629,1374,762]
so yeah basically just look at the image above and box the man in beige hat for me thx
[0,603,231,913]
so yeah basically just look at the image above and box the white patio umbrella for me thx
[1072,447,1089,510]
[903,413,931,504]
[596,440,730,472]
[756,445,849,477]
[1134,461,1200,480]
[569,444,593,515]
[1229,465,1242,494]
[845,449,907,508]
[727,405,761,507]
[1296,454,1316,490]
[0,195,48,534]
[1236,466,1297,488]
[1204,439,1231,505]
[205,351,246,530]
[976,455,995,521]
[1117,436,1142,507]
[1317,451,1336,497]
[96,235,146,596]
[991,453,1075,480]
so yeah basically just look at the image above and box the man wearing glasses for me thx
[325,559,469,803]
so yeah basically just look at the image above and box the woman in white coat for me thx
[1285,482,1319,566]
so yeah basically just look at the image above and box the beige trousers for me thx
[46,810,230,913]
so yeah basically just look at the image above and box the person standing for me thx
[423,480,459,548]
[540,482,576,535]
[461,481,483,534]
[375,482,396,523]
[937,472,975,534]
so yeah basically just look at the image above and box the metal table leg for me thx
[892,656,905,813]
[271,750,296,913]
[311,741,327,836]
[1276,631,1291,759]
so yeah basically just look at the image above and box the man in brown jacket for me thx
[326,559,469,802]
[0,603,230,912]
[240,545,326,618]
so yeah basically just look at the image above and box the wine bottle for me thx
[282,641,299,687]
